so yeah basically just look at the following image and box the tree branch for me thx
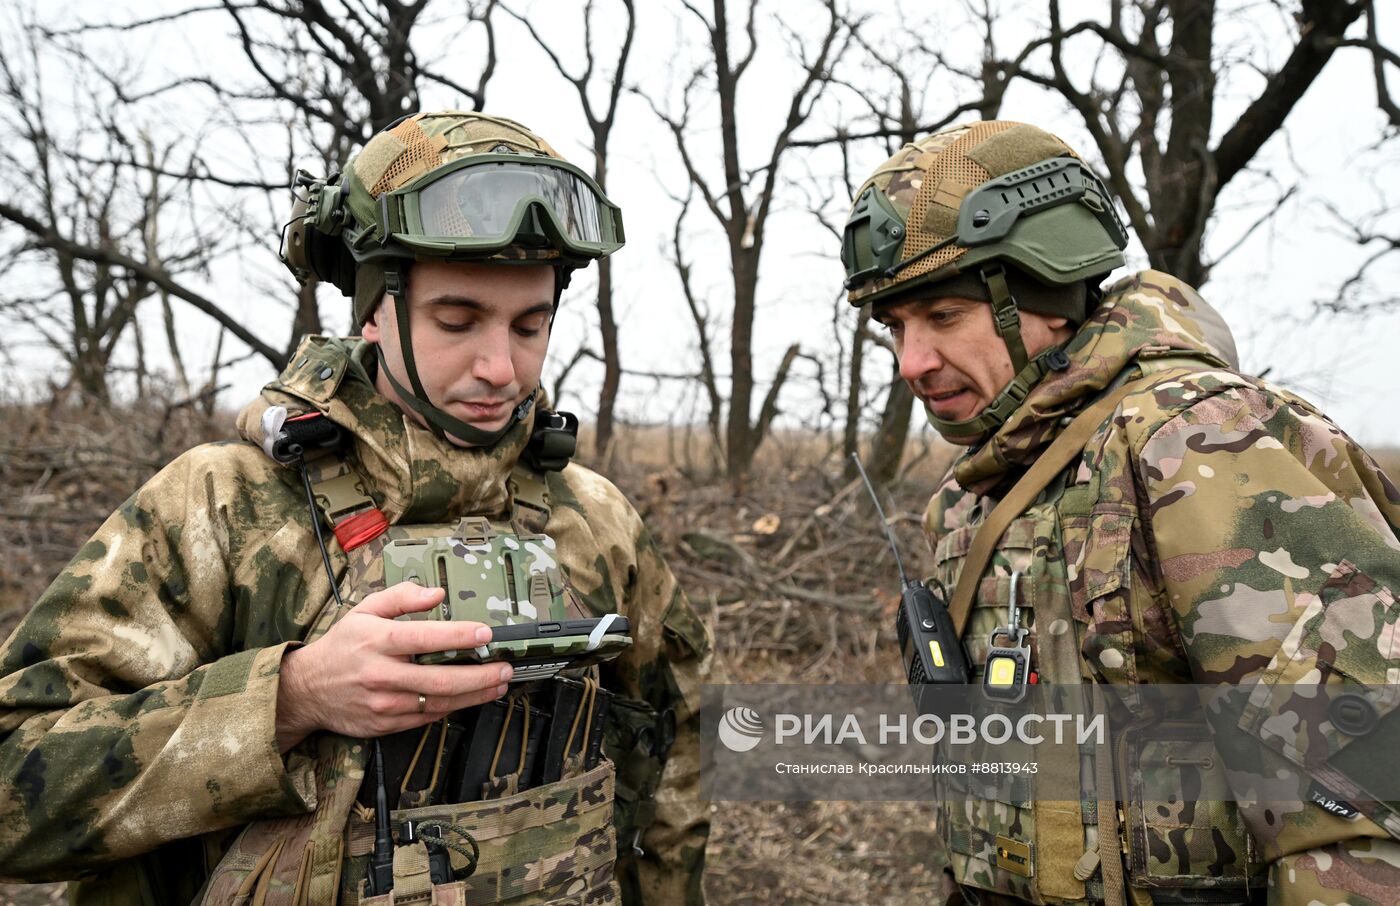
[0,200,284,366]
[1213,0,1367,191]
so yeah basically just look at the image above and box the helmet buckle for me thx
[994,303,1021,332]
[384,266,404,297]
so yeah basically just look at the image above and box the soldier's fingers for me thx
[421,683,511,718]
[370,682,511,736]
[356,582,445,619]
[372,660,513,697]
[377,618,494,658]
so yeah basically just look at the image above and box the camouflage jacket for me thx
[924,271,1400,904]
[0,337,713,904]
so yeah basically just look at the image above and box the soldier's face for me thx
[875,295,1071,445]
[363,260,555,445]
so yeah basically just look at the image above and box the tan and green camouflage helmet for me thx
[285,111,624,322]
[282,111,625,446]
[840,121,1129,440]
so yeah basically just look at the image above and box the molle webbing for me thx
[344,761,617,903]
[948,369,1195,635]
[302,454,555,550]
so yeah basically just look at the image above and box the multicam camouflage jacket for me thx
[924,271,1400,905]
[0,336,714,904]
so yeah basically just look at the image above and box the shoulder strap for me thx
[509,406,577,534]
[948,368,1194,635]
[508,464,554,534]
[301,446,389,553]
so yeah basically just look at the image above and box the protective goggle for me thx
[374,153,625,260]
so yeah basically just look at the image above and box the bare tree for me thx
[1020,0,1392,288]
[503,0,636,462]
[0,15,228,399]
[643,0,853,484]
[215,0,498,142]
[2,0,504,390]
[668,190,727,470]
[1315,194,1400,316]
[209,0,500,351]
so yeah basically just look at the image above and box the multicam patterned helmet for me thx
[352,114,617,252]
[285,111,624,323]
[281,111,625,446]
[842,120,1126,307]
[840,121,1129,440]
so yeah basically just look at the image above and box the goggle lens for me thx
[417,162,607,246]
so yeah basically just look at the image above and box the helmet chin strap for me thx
[926,349,1066,441]
[375,263,543,447]
[925,263,1067,442]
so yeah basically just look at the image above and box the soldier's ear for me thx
[360,294,393,343]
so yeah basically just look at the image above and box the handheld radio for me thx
[851,455,971,710]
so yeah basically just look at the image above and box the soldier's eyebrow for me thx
[874,296,966,325]
[422,295,554,318]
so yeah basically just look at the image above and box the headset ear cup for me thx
[305,229,357,297]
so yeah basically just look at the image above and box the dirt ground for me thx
[0,397,960,905]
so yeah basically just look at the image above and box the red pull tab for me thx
[333,508,389,552]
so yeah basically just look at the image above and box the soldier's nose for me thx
[898,329,944,383]
[473,334,517,388]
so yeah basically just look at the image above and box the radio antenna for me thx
[849,453,910,587]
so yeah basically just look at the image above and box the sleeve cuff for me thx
[188,641,319,818]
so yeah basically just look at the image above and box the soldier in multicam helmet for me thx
[841,120,1400,905]
[0,111,714,904]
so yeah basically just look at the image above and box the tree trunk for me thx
[841,312,869,479]
[594,254,620,462]
[1146,0,1217,288]
[726,248,759,482]
[868,366,913,485]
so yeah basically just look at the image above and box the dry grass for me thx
[0,394,232,641]
[4,395,1394,905]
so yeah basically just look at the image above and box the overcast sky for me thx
[7,0,1399,448]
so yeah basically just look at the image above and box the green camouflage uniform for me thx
[924,270,1400,904]
[0,337,713,904]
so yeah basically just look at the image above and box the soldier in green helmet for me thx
[842,121,1400,904]
[0,111,714,904]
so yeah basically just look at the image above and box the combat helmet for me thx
[840,121,1128,440]
[282,110,625,445]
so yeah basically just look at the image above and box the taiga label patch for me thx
[1308,782,1360,820]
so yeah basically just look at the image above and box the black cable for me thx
[299,458,345,608]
